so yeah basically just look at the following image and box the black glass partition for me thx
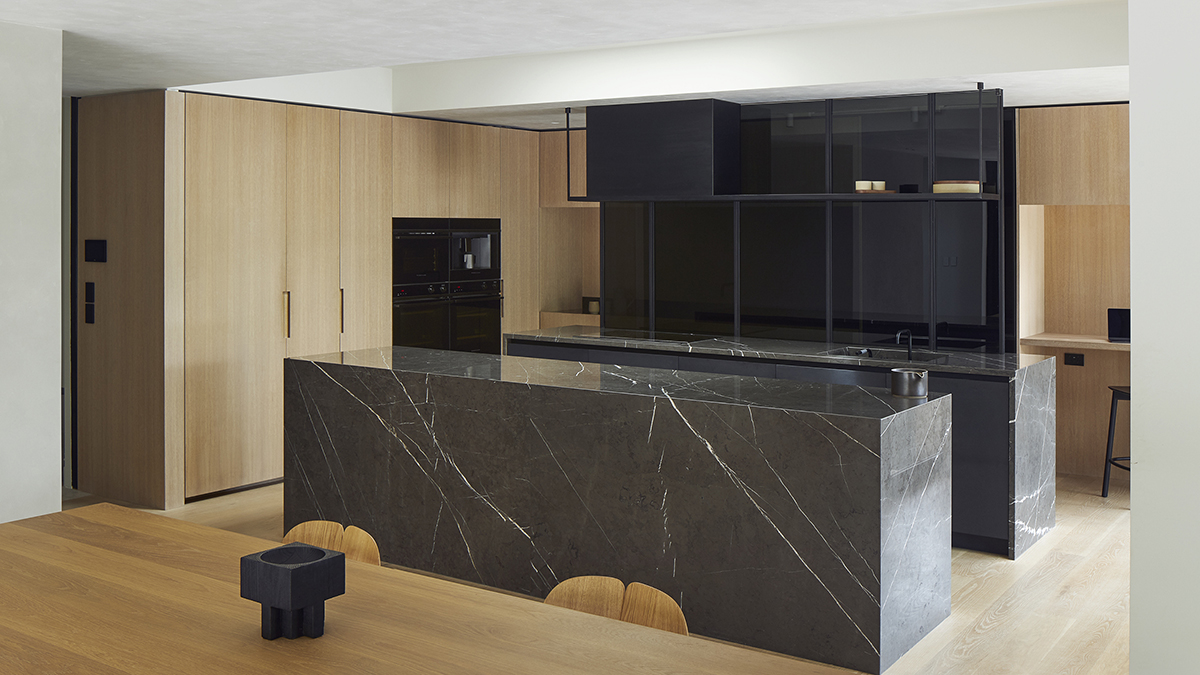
[741,102,827,195]
[831,201,930,346]
[832,95,929,193]
[654,202,736,336]
[740,203,826,341]
[601,202,650,330]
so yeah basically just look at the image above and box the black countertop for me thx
[295,345,944,421]
[505,326,1052,377]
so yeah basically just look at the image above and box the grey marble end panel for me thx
[878,396,953,671]
[1010,356,1057,559]
[285,356,950,674]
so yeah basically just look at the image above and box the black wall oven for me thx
[393,218,449,286]
[393,218,502,355]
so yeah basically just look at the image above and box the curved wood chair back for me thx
[619,582,688,635]
[544,575,625,620]
[342,525,382,566]
[282,520,344,551]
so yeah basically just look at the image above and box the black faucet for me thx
[896,329,913,361]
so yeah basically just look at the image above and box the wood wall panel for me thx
[500,129,540,337]
[1025,347,1130,478]
[539,130,595,207]
[340,111,393,351]
[1018,205,1045,340]
[539,209,594,313]
[540,311,601,330]
[184,94,287,498]
[1018,104,1129,206]
[581,208,601,298]
[449,123,501,218]
[76,91,174,509]
[1043,205,1130,336]
[393,116,449,217]
[162,91,186,509]
[285,105,342,358]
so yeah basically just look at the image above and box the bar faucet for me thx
[896,329,913,361]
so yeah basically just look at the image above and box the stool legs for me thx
[1102,389,1119,498]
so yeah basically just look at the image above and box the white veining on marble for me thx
[531,419,617,554]
[662,390,880,655]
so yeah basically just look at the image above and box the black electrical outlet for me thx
[84,239,107,263]
[85,282,95,303]
[85,304,95,324]
[1065,352,1084,366]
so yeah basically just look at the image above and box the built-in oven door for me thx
[394,231,449,286]
[449,295,501,354]
[393,296,450,350]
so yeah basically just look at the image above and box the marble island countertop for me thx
[506,325,1052,377]
[298,345,945,421]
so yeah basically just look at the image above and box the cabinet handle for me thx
[284,291,291,338]
[340,288,345,334]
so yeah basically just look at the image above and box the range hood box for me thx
[586,99,741,199]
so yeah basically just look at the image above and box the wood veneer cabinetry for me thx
[184,93,288,498]
[340,111,393,351]
[449,123,501,217]
[285,105,342,358]
[392,116,450,217]
[500,128,541,336]
[1016,103,1130,480]
[76,90,185,510]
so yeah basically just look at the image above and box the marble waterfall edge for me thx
[284,348,952,674]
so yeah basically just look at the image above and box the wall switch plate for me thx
[1065,352,1085,366]
[84,239,107,263]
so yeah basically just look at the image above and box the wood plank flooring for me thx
[63,473,1129,674]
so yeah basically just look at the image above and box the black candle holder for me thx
[240,543,345,639]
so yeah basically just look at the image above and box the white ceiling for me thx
[1,0,1061,96]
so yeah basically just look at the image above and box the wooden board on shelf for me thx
[184,94,287,498]
[340,111,393,351]
[500,128,541,336]
[285,105,342,359]
[393,116,449,217]
[1017,104,1129,206]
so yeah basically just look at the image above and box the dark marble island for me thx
[507,326,1056,560]
[284,347,951,674]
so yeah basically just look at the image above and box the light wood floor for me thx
[63,472,1129,675]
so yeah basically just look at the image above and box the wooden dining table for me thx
[0,503,855,674]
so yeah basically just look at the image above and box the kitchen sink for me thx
[820,346,951,364]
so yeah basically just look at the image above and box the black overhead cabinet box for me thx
[586,99,741,199]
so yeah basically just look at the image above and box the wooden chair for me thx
[619,582,688,635]
[544,575,626,620]
[342,525,382,566]
[282,520,344,551]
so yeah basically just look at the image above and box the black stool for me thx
[1102,385,1131,498]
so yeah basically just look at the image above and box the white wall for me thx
[0,21,64,523]
[392,0,1128,113]
[1129,1,1199,672]
[183,66,393,112]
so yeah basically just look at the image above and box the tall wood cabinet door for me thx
[285,105,342,358]
[340,111,393,351]
[184,94,287,498]
[393,116,449,217]
[449,123,501,218]
[499,128,540,335]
